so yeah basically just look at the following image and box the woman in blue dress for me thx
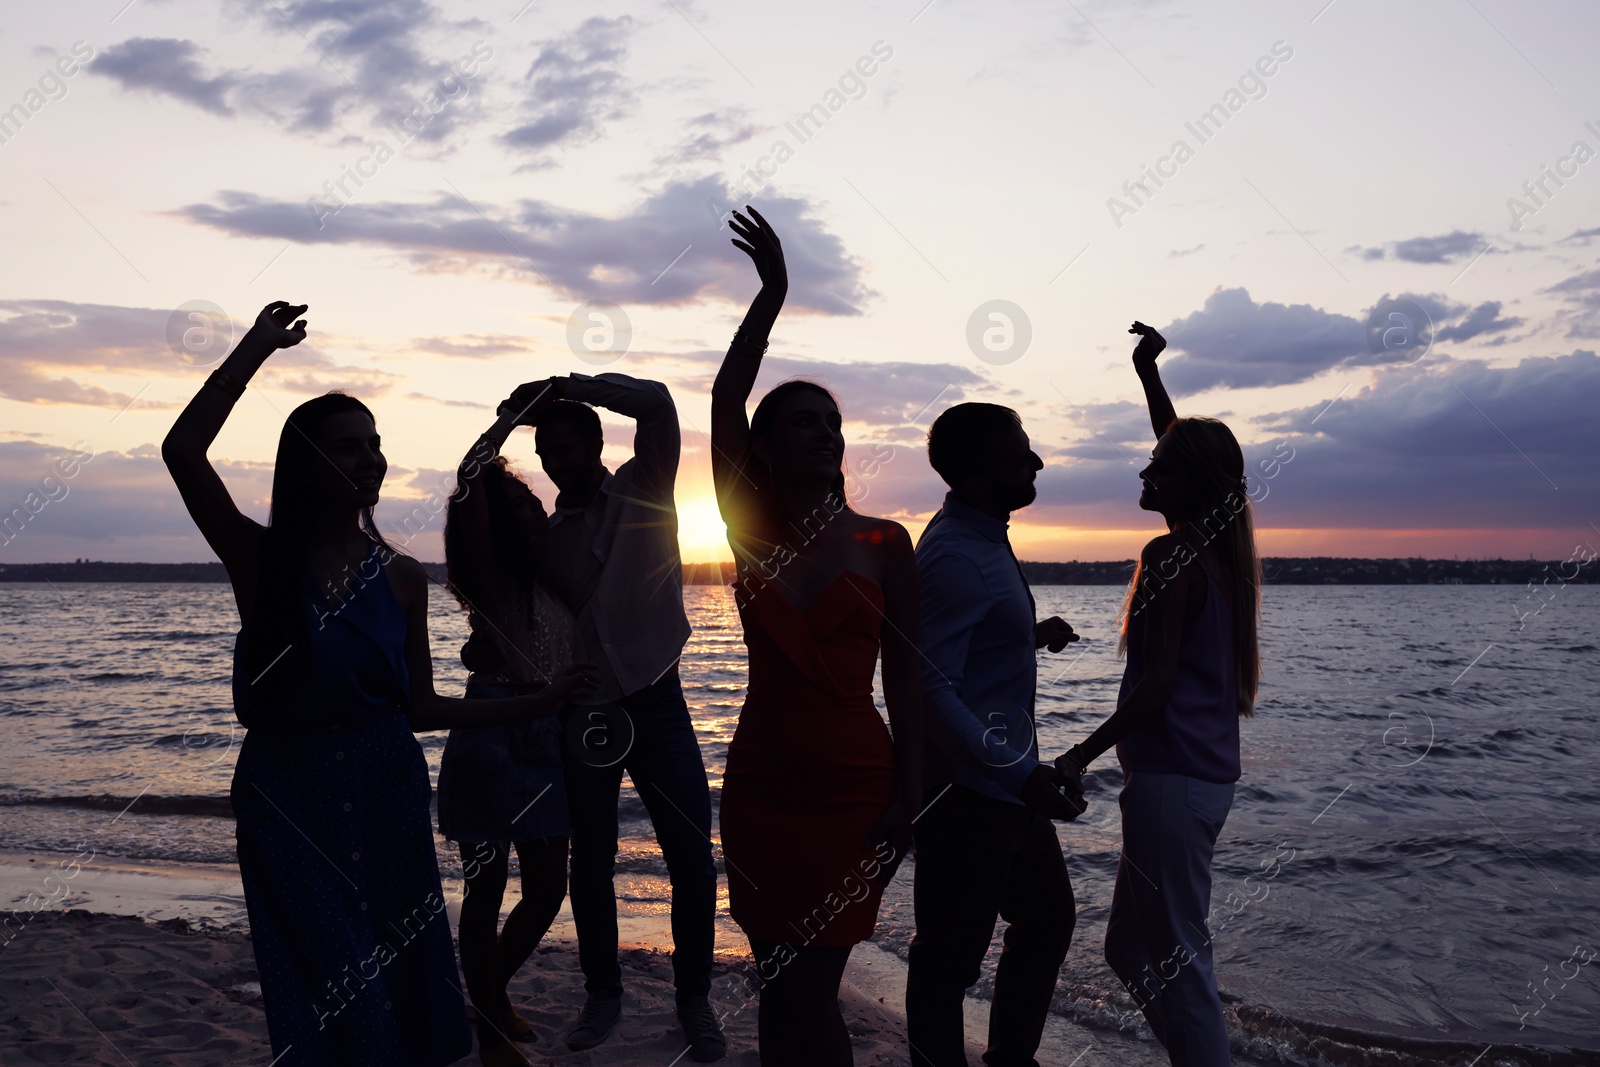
[438,409,579,1067]
[162,301,600,1067]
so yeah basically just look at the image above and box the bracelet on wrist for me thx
[729,331,769,358]
[1066,745,1089,773]
[205,369,246,400]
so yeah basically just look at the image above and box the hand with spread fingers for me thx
[728,205,788,295]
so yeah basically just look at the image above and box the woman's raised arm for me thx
[1130,320,1177,439]
[161,302,308,575]
[446,404,522,617]
[711,207,787,523]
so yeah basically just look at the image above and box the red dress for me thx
[720,570,899,948]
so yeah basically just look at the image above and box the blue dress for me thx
[228,544,472,1066]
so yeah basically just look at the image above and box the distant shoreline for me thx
[0,558,1589,585]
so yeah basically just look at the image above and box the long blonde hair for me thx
[1118,416,1261,715]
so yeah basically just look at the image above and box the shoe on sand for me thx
[478,1039,530,1067]
[500,1005,533,1041]
[676,995,727,1063]
[566,994,622,1051]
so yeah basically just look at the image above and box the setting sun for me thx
[676,495,731,563]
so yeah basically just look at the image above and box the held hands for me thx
[546,662,602,706]
[500,377,563,425]
[861,797,914,889]
[1022,763,1087,822]
[728,206,787,293]
[1129,320,1167,367]
[1053,753,1086,805]
[253,301,309,350]
[1035,616,1080,653]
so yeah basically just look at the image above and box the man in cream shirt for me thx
[505,373,723,1062]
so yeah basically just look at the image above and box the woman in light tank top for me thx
[1055,322,1262,1067]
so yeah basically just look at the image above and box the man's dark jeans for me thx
[906,784,1076,1067]
[562,667,717,1000]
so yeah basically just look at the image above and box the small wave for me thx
[0,793,233,818]
[1050,977,1600,1066]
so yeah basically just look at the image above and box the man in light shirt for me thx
[505,373,723,1062]
[907,401,1084,1067]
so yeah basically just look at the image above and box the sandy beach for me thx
[2,909,930,1067]
[3,851,1594,1066]
[0,851,1190,1067]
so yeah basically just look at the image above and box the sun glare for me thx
[676,495,731,563]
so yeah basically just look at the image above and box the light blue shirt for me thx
[915,492,1040,806]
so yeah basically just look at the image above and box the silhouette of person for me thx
[1055,321,1262,1067]
[906,401,1085,1067]
[438,402,585,1067]
[161,301,597,1067]
[498,371,724,1061]
[711,206,924,1067]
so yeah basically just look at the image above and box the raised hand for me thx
[501,377,562,425]
[1129,320,1167,366]
[728,206,788,293]
[253,301,309,350]
[1035,616,1080,653]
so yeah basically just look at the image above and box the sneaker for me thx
[676,995,727,1063]
[566,994,622,1051]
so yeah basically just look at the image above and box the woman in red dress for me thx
[711,207,924,1066]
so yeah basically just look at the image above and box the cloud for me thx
[0,299,392,408]
[0,442,266,562]
[751,355,985,430]
[411,334,535,358]
[93,38,238,115]
[1348,229,1488,264]
[177,177,873,314]
[0,441,457,563]
[407,392,491,409]
[1543,267,1600,338]
[1433,300,1522,344]
[1155,288,1365,393]
[656,109,762,166]
[1155,288,1525,393]
[502,16,635,162]
[1168,243,1205,258]
[1248,350,1598,527]
[91,2,490,147]
[1022,351,1600,533]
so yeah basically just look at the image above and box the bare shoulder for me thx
[847,511,912,548]
[1140,532,1190,565]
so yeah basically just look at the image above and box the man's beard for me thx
[1000,481,1038,512]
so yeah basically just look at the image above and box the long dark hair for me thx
[242,392,395,688]
[1119,415,1261,715]
[747,378,849,514]
[443,456,544,632]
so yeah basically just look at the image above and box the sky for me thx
[1,0,1597,565]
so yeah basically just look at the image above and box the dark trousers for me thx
[906,784,1076,1067]
[562,668,717,1000]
